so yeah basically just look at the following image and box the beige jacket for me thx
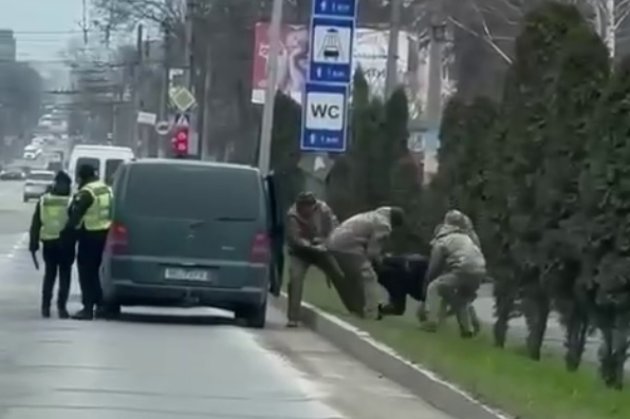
[326,207,393,257]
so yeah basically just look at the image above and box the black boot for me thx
[41,305,51,318]
[58,306,70,319]
[94,305,106,319]
[72,308,94,320]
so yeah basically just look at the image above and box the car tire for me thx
[236,302,267,329]
[22,196,28,203]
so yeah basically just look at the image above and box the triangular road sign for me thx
[175,113,189,127]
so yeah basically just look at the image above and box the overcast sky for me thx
[0,0,85,62]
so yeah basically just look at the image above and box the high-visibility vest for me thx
[40,193,70,241]
[80,180,113,231]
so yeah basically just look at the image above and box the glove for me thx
[29,243,39,253]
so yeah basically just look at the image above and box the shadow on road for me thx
[116,312,236,327]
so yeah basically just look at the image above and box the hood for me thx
[374,206,392,219]
[431,223,466,245]
[444,210,473,230]
[51,183,71,197]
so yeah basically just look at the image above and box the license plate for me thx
[164,268,210,281]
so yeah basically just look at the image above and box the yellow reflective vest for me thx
[40,193,71,241]
[80,180,113,231]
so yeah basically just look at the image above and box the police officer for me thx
[63,164,113,320]
[29,171,74,318]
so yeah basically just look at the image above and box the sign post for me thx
[301,0,357,154]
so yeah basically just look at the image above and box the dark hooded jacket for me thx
[29,172,72,251]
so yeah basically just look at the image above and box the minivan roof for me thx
[73,145,133,152]
[128,158,260,174]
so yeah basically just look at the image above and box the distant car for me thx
[101,159,283,328]
[0,168,25,181]
[23,170,55,202]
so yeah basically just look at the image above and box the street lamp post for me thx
[257,0,284,176]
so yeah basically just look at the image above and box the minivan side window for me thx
[75,157,100,180]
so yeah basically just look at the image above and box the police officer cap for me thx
[78,164,96,179]
[296,191,317,206]
[54,170,71,185]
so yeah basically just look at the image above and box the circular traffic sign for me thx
[155,120,171,135]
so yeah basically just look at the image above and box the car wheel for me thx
[236,302,267,329]
[22,196,28,203]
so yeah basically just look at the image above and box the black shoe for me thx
[41,306,51,318]
[94,306,106,319]
[377,304,384,320]
[58,307,70,319]
[72,309,94,320]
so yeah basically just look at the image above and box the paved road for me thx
[0,181,455,419]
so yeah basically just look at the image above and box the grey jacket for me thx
[327,207,393,257]
[426,224,487,282]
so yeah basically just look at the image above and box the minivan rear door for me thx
[120,163,263,262]
[265,172,284,295]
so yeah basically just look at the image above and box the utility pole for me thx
[184,0,200,158]
[384,0,402,98]
[258,0,284,176]
[425,1,445,129]
[132,24,144,154]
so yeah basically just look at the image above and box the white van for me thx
[68,145,135,187]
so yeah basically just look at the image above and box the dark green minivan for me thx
[101,159,280,328]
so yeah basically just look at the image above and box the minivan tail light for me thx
[250,232,271,263]
[106,222,128,254]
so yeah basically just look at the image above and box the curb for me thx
[271,294,512,419]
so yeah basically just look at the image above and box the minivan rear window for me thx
[124,164,261,220]
[75,157,100,179]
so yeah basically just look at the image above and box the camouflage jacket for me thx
[426,224,487,282]
[327,207,393,257]
[286,200,338,255]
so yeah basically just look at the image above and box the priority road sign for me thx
[169,86,197,112]
[308,16,355,84]
[301,82,348,153]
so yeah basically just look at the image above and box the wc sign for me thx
[300,0,356,153]
[301,82,348,152]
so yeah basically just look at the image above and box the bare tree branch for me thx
[448,15,513,64]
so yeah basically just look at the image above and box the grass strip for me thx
[299,271,630,419]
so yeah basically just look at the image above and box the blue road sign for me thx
[301,82,348,153]
[313,0,357,19]
[308,16,355,84]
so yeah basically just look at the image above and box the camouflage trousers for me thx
[329,251,382,320]
[425,271,482,334]
[287,253,344,323]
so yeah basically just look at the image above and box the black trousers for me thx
[77,229,108,310]
[374,254,429,316]
[42,238,75,309]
